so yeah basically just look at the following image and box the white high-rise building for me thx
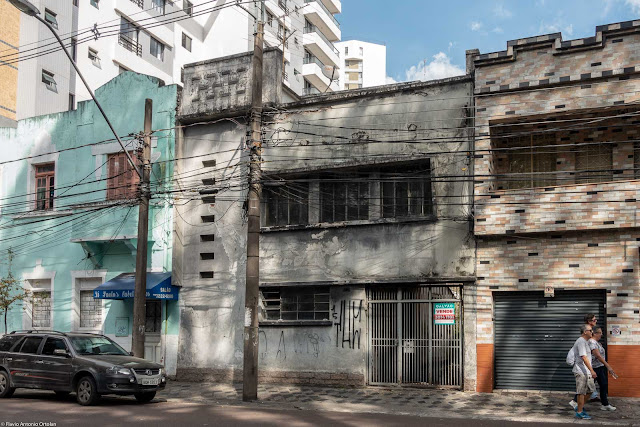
[11,0,341,119]
[335,40,386,90]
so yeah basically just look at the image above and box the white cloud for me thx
[539,21,574,36]
[404,53,465,82]
[492,27,504,34]
[493,4,513,18]
[385,76,398,84]
[626,0,640,13]
[448,41,457,52]
[470,21,483,31]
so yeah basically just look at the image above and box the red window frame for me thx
[35,163,55,210]
[107,152,140,200]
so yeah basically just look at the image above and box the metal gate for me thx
[494,290,606,391]
[368,286,463,387]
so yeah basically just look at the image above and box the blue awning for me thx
[93,272,179,300]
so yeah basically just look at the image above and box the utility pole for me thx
[243,3,264,402]
[132,99,153,358]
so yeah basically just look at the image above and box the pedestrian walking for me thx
[568,324,597,420]
[570,313,599,409]
[590,326,617,411]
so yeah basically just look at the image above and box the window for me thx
[88,48,101,67]
[71,38,77,61]
[0,335,21,352]
[35,163,55,210]
[152,0,166,14]
[80,290,102,328]
[575,143,613,184]
[181,32,192,51]
[68,93,75,111]
[260,287,330,322]
[320,174,369,222]
[44,9,58,29]
[90,0,99,9]
[381,164,433,219]
[107,152,139,200]
[19,337,43,354]
[41,69,57,92]
[73,0,79,6]
[359,47,364,56]
[345,46,348,55]
[150,36,165,61]
[145,300,161,333]
[183,0,193,15]
[119,18,141,56]
[180,67,185,83]
[501,134,557,189]
[32,291,52,328]
[263,183,309,227]
[41,338,68,356]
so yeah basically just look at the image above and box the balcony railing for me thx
[118,33,142,57]
[129,0,143,8]
[303,25,339,56]
[278,0,289,13]
[304,0,339,27]
[304,55,326,69]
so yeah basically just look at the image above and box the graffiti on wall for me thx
[332,299,363,349]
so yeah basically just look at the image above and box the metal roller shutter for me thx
[494,290,606,391]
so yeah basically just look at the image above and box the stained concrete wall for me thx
[175,60,475,386]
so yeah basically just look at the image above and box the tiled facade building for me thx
[469,20,640,397]
[0,0,20,126]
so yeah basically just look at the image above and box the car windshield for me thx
[69,336,129,356]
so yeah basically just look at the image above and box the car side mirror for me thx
[53,349,70,357]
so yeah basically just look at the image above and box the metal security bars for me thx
[368,286,463,387]
[260,287,330,322]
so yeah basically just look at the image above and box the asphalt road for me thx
[0,391,583,426]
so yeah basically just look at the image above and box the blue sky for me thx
[339,0,640,82]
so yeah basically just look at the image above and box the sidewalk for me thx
[159,382,640,425]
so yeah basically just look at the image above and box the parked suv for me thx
[0,331,166,405]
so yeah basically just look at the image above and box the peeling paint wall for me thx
[175,57,475,385]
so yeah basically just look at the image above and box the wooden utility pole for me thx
[243,12,264,402]
[132,99,153,358]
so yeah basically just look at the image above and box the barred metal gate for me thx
[368,286,463,387]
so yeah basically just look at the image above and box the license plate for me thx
[141,378,160,386]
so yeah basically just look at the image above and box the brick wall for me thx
[471,21,640,396]
[80,290,102,328]
[0,2,20,120]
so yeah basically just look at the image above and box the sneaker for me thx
[570,400,578,410]
[576,411,592,420]
[600,405,616,411]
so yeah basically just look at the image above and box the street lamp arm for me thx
[34,15,143,180]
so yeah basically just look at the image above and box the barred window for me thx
[575,143,613,184]
[263,184,309,226]
[503,134,557,189]
[320,175,369,222]
[381,163,433,218]
[260,287,330,322]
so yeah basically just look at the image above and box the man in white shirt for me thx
[570,324,597,420]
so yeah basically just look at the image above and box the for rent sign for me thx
[434,302,456,325]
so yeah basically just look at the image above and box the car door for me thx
[37,336,73,390]
[10,336,44,387]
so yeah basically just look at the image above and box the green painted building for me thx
[0,72,180,374]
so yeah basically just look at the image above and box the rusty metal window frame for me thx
[260,286,330,322]
[263,183,309,227]
[380,162,433,219]
[319,173,369,223]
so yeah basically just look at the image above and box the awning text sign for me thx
[434,302,456,325]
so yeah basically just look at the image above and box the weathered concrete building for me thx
[470,20,640,396]
[174,50,476,388]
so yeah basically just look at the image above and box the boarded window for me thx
[107,152,139,200]
[260,287,330,322]
[80,290,102,328]
[35,163,55,210]
[263,184,309,226]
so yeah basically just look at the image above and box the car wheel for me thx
[0,370,15,398]
[76,376,100,406]
[54,390,71,397]
[134,391,156,403]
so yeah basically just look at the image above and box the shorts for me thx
[575,372,596,395]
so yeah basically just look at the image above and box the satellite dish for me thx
[321,65,339,81]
